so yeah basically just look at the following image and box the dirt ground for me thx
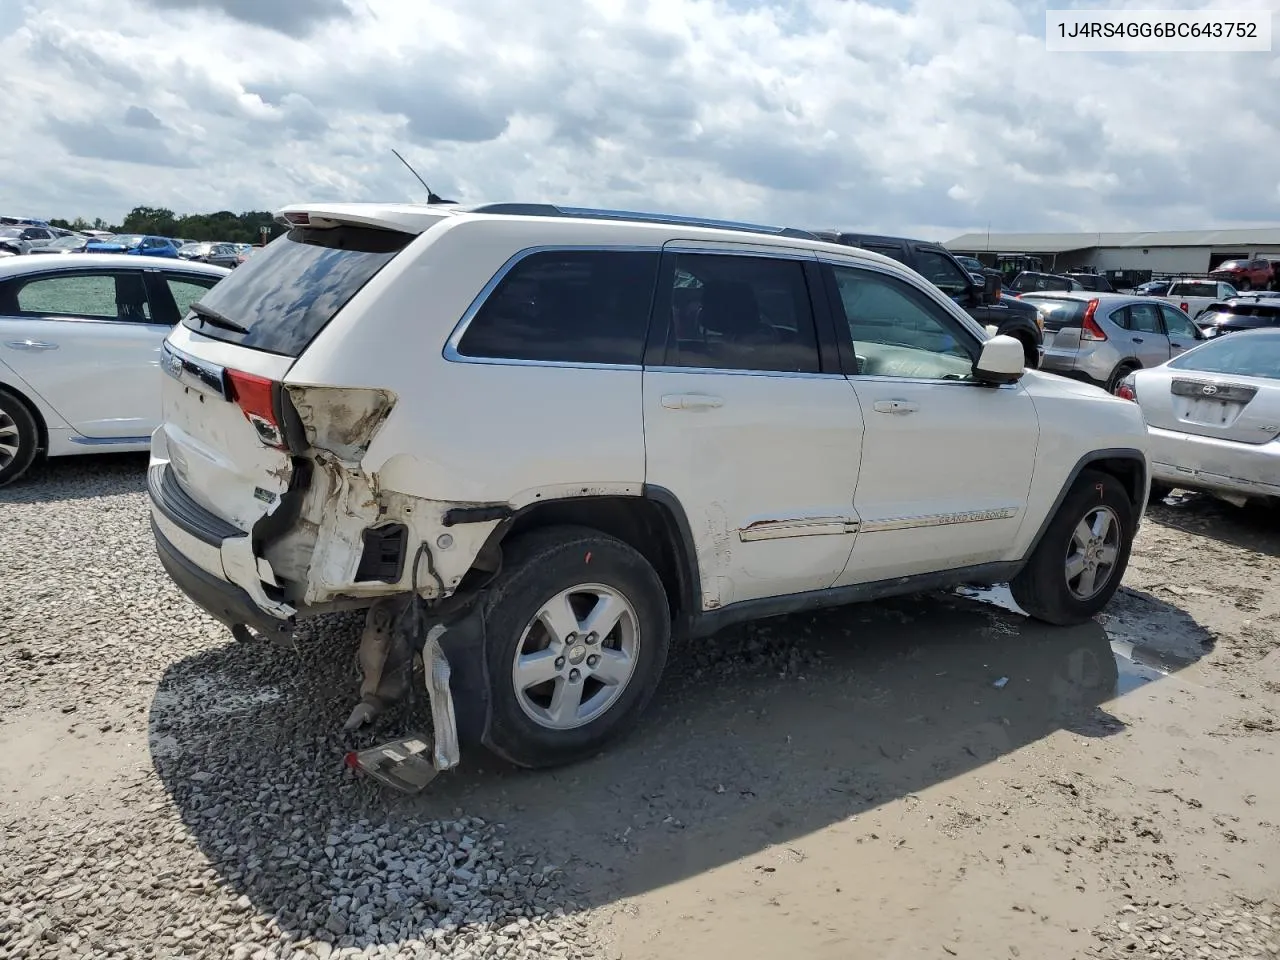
[1,457,1277,960]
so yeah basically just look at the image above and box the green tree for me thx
[120,205,178,236]
[49,207,280,243]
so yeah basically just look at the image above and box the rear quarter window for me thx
[181,225,413,357]
[456,250,659,365]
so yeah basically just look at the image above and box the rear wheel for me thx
[1239,279,1252,291]
[0,388,39,487]
[1011,471,1135,625]
[1106,361,1139,394]
[1148,481,1174,503]
[480,526,671,769]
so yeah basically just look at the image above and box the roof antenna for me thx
[391,148,454,204]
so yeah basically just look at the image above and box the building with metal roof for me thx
[944,228,1280,278]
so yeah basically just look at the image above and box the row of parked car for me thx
[2,201,1277,786]
[0,221,255,268]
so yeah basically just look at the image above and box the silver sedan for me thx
[1117,328,1280,506]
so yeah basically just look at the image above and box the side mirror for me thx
[983,272,1003,305]
[973,334,1025,385]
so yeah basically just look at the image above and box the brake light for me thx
[1080,299,1106,341]
[1115,383,1136,401]
[281,211,310,226]
[1180,302,1189,313]
[225,369,285,448]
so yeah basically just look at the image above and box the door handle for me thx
[1132,337,1144,343]
[872,399,919,415]
[5,339,59,351]
[661,393,724,410]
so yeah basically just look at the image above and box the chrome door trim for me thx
[861,506,1019,533]
[738,516,860,542]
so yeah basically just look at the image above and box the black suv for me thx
[812,232,1043,367]
[1195,293,1280,337]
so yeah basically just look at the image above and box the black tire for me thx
[479,525,671,769]
[1148,481,1174,503]
[1105,361,1139,394]
[1011,470,1135,626]
[0,387,40,487]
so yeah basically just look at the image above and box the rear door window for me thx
[13,271,152,322]
[1125,302,1162,334]
[458,250,659,365]
[658,253,820,373]
[181,224,413,357]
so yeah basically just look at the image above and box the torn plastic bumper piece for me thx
[347,625,461,793]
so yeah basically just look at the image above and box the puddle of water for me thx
[953,585,1196,695]
[1108,638,1170,695]
[955,584,1024,616]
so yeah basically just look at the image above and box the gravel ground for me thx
[1092,898,1280,959]
[2,454,1278,960]
[0,455,594,960]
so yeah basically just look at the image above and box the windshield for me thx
[1215,261,1245,271]
[1169,332,1280,379]
[0,228,23,239]
[47,236,85,249]
[181,224,414,357]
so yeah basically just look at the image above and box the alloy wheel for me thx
[1064,505,1122,601]
[511,583,640,730]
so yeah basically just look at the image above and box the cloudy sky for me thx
[1,0,1276,241]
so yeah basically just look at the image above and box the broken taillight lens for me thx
[225,369,286,448]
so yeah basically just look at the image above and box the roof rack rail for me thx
[465,203,819,241]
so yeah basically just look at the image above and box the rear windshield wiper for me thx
[190,302,249,334]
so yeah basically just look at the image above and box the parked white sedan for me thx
[0,254,229,485]
[1117,328,1280,506]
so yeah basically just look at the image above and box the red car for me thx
[1209,258,1275,291]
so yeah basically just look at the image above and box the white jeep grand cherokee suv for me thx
[149,201,1151,778]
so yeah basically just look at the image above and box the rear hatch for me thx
[1020,296,1089,353]
[155,217,420,541]
[1137,335,1280,444]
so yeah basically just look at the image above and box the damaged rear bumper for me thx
[152,518,295,641]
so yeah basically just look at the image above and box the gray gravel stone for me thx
[0,457,599,959]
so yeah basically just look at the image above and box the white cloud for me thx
[0,0,1277,239]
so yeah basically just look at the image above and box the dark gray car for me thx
[177,242,241,269]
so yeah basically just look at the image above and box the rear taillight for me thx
[1180,302,1189,313]
[225,369,285,448]
[1115,376,1137,401]
[1080,299,1106,341]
